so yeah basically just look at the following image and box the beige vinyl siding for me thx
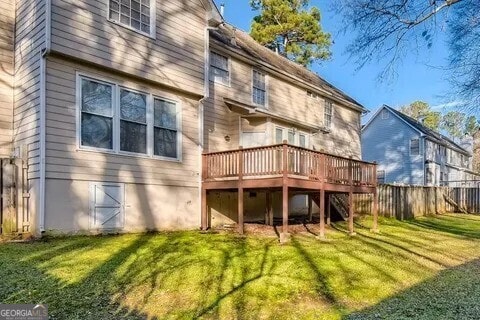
[50,0,208,97]
[45,56,200,187]
[14,0,46,177]
[0,0,14,156]
[205,49,362,158]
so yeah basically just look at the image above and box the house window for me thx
[275,128,283,144]
[426,167,433,184]
[410,138,420,155]
[377,170,385,184]
[109,0,153,36]
[324,100,333,129]
[209,52,230,85]
[78,75,181,160]
[288,130,295,144]
[381,109,389,119]
[120,89,147,154]
[299,134,306,148]
[80,78,114,150]
[252,70,266,106]
[154,98,178,158]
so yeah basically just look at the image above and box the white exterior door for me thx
[89,183,125,229]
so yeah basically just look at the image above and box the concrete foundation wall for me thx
[44,178,199,234]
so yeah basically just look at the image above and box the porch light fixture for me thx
[224,135,231,142]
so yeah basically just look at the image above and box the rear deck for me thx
[201,142,379,240]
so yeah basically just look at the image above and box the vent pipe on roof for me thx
[220,3,225,17]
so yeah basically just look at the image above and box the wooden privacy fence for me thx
[353,185,480,220]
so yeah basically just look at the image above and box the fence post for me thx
[372,162,379,232]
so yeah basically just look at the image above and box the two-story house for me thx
[0,0,378,239]
[362,105,479,186]
[201,24,378,239]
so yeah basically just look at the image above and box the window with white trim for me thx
[120,88,147,154]
[410,138,420,155]
[80,78,114,150]
[154,98,178,158]
[377,170,385,184]
[275,127,308,147]
[252,70,266,106]
[109,0,153,36]
[78,75,181,160]
[209,52,230,85]
[324,100,333,129]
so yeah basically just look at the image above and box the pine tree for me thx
[250,0,331,67]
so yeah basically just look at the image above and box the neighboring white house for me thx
[362,105,480,187]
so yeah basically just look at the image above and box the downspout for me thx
[198,22,222,226]
[39,0,51,233]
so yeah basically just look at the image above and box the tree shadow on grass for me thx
[0,233,280,319]
[345,259,480,320]
[406,218,480,240]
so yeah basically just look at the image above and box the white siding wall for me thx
[0,0,14,156]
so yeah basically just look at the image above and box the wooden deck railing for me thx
[202,142,377,187]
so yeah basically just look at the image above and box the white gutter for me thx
[38,0,51,232]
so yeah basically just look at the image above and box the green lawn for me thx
[1,214,480,320]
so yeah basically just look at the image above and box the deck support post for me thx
[326,194,331,226]
[348,156,355,236]
[319,189,325,239]
[307,194,313,222]
[237,146,244,234]
[348,191,355,235]
[280,141,290,243]
[201,187,208,231]
[238,187,244,234]
[280,184,289,243]
[265,191,273,226]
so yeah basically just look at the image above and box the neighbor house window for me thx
[80,78,114,150]
[252,70,266,106]
[78,75,180,160]
[324,100,333,129]
[377,170,385,184]
[410,138,420,155]
[209,52,230,85]
[109,0,153,35]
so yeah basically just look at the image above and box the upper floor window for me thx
[78,75,181,160]
[109,0,154,36]
[377,170,385,184]
[209,52,230,85]
[324,100,333,129]
[410,138,420,155]
[252,70,266,106]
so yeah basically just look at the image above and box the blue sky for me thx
[214,1,456,120]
